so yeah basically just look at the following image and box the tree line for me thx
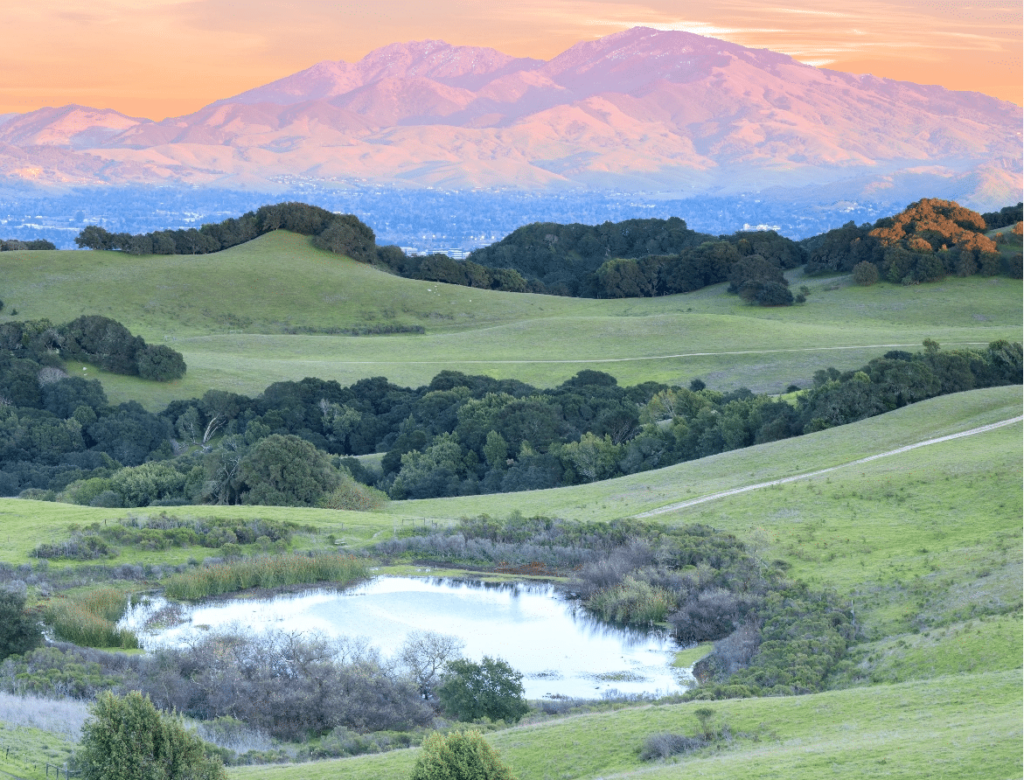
[2,338,1019,506]
[1,239,55,251]
[71,199,1023,308]
[74,202,376,262]
[981,202,1023,230]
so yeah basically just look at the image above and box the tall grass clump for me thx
[0,692,91,739]
[45,588,139,649]
[318,475,389,512]
[163,552,368,600]
[587,576,676,625]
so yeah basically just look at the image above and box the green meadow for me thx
[1,231,1018,407]
[226,670,1021,780]
[0,231,1020,779]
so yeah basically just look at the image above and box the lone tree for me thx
[76,691,225,780]
[410,730,516,780]
[437,656,530,723]
[400,630,465,700]
[237,434,341,506]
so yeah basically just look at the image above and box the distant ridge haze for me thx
[0,28,1019,206]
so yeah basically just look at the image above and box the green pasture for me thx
[0,722,75,780]
[1,232,1018,407]
[227,669,1021,780]
[838,614,1023,685]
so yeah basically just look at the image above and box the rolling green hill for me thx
[1,231,1019,408]
[0,230,1019,779]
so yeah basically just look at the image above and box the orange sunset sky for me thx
[3,0,1020,120]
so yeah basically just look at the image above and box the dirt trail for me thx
[288,341,990,366]
[634,416,1023,518]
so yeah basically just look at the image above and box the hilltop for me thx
[0,229,1020,408]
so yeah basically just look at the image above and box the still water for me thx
[123,576,693,699]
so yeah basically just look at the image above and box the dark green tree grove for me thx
[237,434,341,506]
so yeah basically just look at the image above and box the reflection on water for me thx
[123,576,694,699]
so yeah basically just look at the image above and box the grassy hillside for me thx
[2,387,1017,568]
[226,670,1021,780]
[1,232,1019,407]
[0,231,1019,780]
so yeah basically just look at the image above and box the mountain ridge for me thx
[0,27,1019,204]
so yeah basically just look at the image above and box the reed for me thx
[45,587,139,648]
[163,552,368,600]
[587,576,676,625]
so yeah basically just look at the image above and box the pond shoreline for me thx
[123,574,695,700]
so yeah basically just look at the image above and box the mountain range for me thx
[0,28,1020,205]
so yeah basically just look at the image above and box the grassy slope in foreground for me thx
[1,232,1018,407]
[228,671,1021,780]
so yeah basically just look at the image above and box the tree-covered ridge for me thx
[806,198,1022,281]
[466,219,809,302]
[981,202,1023,230]
[75,202,376,263]
[70,199,1023,305]
[3,340,1019,506]
[1,239,55,251]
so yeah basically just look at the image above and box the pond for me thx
[121,576,694,700]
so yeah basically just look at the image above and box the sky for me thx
[2,0,1020,119]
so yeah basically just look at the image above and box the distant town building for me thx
[400,247,472,259]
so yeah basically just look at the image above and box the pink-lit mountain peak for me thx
[0,27,1018,204]
[543,27,795,87]
[0,105,143,148]
[223,40,543,107]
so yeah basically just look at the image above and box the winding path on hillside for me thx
[633,415,1024,518]
[297,341,992,366]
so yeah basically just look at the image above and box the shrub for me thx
[0,587,43,661]
[852,261,879,285]
[410,730,516,780]
[61,477,114,506]
[33,535,114,560]
[75,691,225,780]
[639,732,707,761]
[587,576,675,625]
[318,473,389,511]
[136,344,187,381]
[90,490,123,508]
